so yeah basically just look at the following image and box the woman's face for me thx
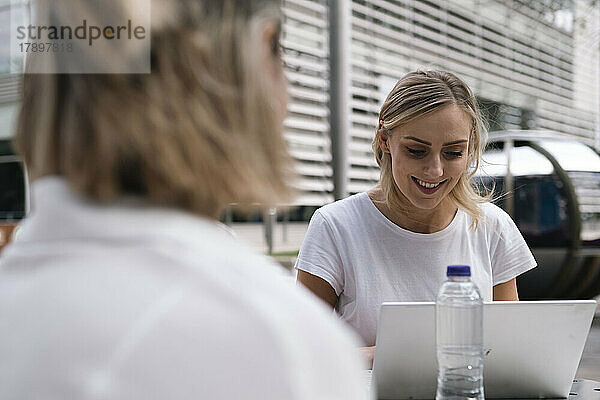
[381,104,472,212]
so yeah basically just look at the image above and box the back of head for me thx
[16,0,291,218]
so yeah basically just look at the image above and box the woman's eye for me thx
[444,151,463,159]
[406,147,426,157]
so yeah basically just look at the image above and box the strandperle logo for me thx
[6,0,151,74]
[16,19,147,47]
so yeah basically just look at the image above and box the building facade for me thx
[282,0,600,206]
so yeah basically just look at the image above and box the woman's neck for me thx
[367,188,457,234]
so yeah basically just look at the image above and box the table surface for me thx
[364,371,600,399]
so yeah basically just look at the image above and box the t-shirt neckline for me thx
[359,192,463,239]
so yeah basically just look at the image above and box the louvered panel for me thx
[284,53,328,73]
[352,99,380,114]
[288,149,331,163]
[0,75,20,105]
[284,24,327,45]
[288,102,328,118]
[286,70,328,89]
[352,127,376,140]
[285,120,329,139]
[288,86,328,103]
[287,0,326,14]
[294,162,332,177]
[538,101,596,128]
[293,177,334,192]
[351,19,575,104]
[348,168,380,181]
[348,180,377,194]
[537,109,594,133]
[285,129,329,146]
[539,100,597,122]
[349,139,372,150]
[350,154,379,168]
[351,86,378,99]
[352,2,571,85]
[351,113,375,127]
[351,58,407,83]
[282,0,331,206]
[282,39,327,59]
[283,7,326,28]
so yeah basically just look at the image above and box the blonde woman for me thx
[296,70,536,366]
[0,1,369,398]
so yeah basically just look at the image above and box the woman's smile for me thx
[411,176,447,195]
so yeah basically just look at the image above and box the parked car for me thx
[477,130,600,299]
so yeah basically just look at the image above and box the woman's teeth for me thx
[415,178,442,188]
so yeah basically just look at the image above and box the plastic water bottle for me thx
[436,265,484,400]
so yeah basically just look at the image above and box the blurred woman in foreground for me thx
[0,1,368,398]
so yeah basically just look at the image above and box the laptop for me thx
[372,301,597,399]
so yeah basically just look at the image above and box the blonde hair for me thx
[372,70,490,228]
[15,0,293,218]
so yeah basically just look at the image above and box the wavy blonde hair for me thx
[373,70,490,228]
[15,0,293,218]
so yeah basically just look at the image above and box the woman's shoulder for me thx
[315,192,371,221]
[479,202,512,221]
[474,202,518,233]
[479,201,507,217]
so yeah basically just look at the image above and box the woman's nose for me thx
[423,155,443,178]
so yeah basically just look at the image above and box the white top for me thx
[0,177,370,400]
[295,192,537,346]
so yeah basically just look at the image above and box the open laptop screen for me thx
[373,301,597,399]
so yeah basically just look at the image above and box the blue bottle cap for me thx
[447,265,471,277]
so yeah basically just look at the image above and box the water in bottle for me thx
[436,265,484,400]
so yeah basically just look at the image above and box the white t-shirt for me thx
[295,192,537,346]
[0,178,370,400]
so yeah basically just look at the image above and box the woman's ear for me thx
[378,133,390,153]
[378,122,391,153]
[377,120,391,153]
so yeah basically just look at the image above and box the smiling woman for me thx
[295,70,537,368]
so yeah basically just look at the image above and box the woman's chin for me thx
[405,192,448,211]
